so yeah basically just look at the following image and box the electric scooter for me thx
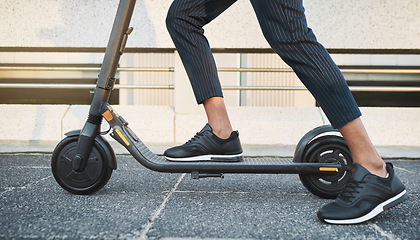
[51,0,353,199]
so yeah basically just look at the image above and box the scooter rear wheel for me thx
[299,135,353,199]
[51,136,113,195]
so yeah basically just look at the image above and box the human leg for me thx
[250,0,407,223]
[165,0,242,161]
[166,0,236,137]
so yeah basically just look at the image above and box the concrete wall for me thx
[1,0,419,49]
[1,104,419,148]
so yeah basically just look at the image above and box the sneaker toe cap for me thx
[164,145,206,158]
[318,201,376,222]
[317,202,342,221]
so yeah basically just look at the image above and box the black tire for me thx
[51,136,113,195]
[299,135,353,199]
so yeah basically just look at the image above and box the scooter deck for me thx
[120,128,341,175]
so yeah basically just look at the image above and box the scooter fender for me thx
[65,130,117,170]
[293,125,339,163]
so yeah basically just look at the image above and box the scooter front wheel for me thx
[51,136,113,195]
[299,135,353,199]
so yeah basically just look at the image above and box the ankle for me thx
[370,163,388,178]
[211,127,232,139]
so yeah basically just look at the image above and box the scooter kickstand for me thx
[191,171,224,179]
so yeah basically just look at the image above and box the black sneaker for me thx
[164,124,243,162]
[317,162,408,224]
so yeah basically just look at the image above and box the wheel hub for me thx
[318,152,347,182]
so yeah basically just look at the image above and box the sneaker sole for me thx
[165,153,243,162]
[323,189,408,225]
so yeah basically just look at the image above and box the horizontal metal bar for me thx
[0,83,174,89]
[218,68,294,73]
[348,86,420,92]
[1,83,420,92]
[3,47,420,54]
[119,67,174,72]
[117,85,174,89]
[0,66,174,72]
[1,66,420,74]
[218,68,420,74]
[0,83,95,89]
[341,69,420,74]
[221,86,307,91]
[223,86,420,92]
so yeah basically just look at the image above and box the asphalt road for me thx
[0,154,419,240]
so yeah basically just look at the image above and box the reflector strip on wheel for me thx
[319,167,338,172]
[115,128,130,146]
[102,110,114,122]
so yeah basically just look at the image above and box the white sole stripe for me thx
[165,153,243,162]
[324,189,407,225]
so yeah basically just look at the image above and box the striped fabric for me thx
[166,0,361,129]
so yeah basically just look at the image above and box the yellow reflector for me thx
[115,128,130,146]
[319,167,338,172]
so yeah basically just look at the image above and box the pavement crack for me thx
[0,176,52,196]
[370,223,399,240]
[394,166,418,175]
[137,173,186,239]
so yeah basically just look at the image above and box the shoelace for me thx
[185,132,204,144]
[338,180,366,202]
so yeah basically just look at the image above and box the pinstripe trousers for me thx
[166,0,361,129]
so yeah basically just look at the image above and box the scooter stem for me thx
[73,0,136,172]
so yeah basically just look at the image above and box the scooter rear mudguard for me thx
[293,125,339,163]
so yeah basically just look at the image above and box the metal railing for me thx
[0,66,420,92]
[2,66,420,74]
[0,66,174,72]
